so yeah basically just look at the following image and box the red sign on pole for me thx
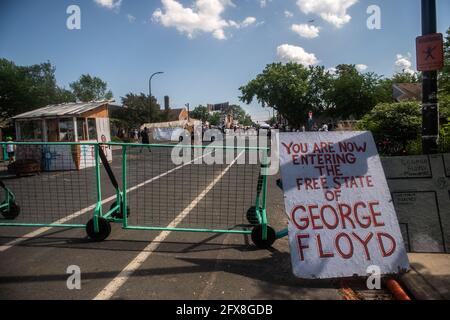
[416,33,444,72]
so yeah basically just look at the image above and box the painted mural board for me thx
[382,156,432,179]
[279,131,409,279]
[393,192,444,253]
[22,117,112,172]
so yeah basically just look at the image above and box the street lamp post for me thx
[148,72,164,124]
[149,71,164,106]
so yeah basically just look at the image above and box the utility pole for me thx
[185,103,190,122]
[421,0,439,154]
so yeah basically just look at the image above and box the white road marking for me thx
[0,151,212,252]
[93,151,244,300]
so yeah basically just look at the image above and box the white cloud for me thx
[291,24,320,39]
[152,0,246,40]
[230,17,261,31]
[127,14,136,23]
[260,0,272,8]
[277,44,318,66]
[228,17,258,29]
[284,10,294,18]
[241,17,257,27]
[296,0,358,28]
[94,0,122,10]
[395,53,415,74]
[356,64,368,72]
[327,67,337,75]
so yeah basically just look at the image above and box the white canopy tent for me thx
[140,119,202,142]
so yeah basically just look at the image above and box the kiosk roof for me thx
[13,101,109,120]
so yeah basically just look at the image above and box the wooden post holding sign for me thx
[279,132,409,279]
[416,33,444,72]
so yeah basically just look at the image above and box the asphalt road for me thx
[0,146,343,300]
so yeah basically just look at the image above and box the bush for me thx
[357,101,422,156]
[406,138,422,155]
[439,122,450,153]
[439,94,450,119]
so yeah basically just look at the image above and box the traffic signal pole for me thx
[421,0,439,154]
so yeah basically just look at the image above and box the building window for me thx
[77,118,87,141]
[18,121,43,141]
[88,118,97,140]
[59,119,75,142]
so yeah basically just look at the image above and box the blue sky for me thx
[0,0,449,122]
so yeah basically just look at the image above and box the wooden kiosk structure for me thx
[12,101,112,171]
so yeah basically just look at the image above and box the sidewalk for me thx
[401,253,450,300]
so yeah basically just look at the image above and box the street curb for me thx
[399,268,445,300]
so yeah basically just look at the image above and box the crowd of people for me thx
[273,123,332,133]
[115,118,334,146]
[116,128,150,143]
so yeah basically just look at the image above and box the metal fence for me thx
[0,142,99,229]
[0,142,286,249]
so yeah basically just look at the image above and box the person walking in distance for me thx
[140,127,151,153]
[6,137,15,164]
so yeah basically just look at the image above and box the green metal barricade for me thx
[0,141,286,249]
[0,142,102,230]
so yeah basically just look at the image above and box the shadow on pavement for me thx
[0,250,336,291]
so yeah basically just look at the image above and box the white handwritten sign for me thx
[279,132,409,279]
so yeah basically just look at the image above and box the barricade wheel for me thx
[251,225,276,249]
[86,218,111,242]
[1,202,20,220]
[110,202,130,219]
[246,207,259,225]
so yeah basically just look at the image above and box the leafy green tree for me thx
[357,101,422,155]
[116,93,162,129]
[373,78,395,104]
[221,104,253,126]
[324,64,386,119]
[208,112,221,126]
[439,123,450,153]
[439,94,450,120]
[439,27,450,95]
[190,105,210,122]
[241,114,254,127]
[436,27,450,124]
[0,58,75,123]
[240,63,332,128]
[391,71,420,84]
[70,74,113,102]
[56,87,76,102]
[373,72,421,105]
[267,116,278,127]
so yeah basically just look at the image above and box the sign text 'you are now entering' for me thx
[279,132,409,279]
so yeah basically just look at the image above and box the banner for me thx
[153,127,185,142]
